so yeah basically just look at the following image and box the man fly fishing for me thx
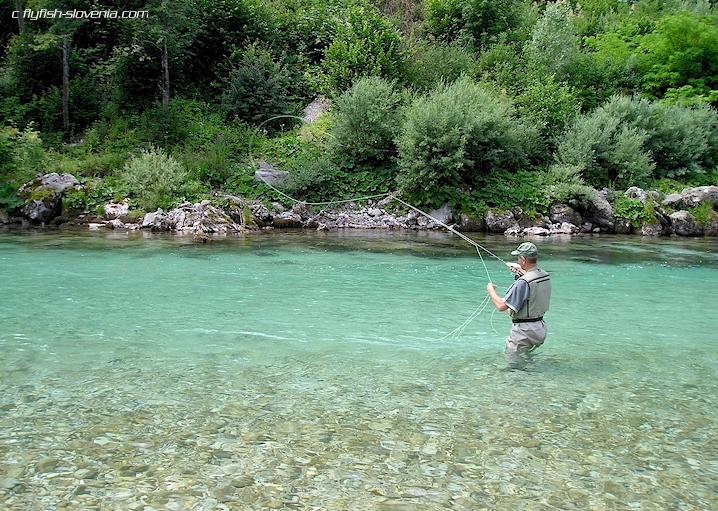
[486,242,552,355]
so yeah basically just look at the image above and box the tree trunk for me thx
[161,38,170,109]
[62,37,70,135]
[15,0,24,33]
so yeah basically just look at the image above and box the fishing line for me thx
[249,114,511,338]
[249,114,391,206]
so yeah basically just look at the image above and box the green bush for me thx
[638,12,718,103]
[329,77,401,169]
[556,95,718,188]
[402,40,477,91]
[395,77,539,207]
[118,147,201,211]
[183,135,236,189]
[50,150,128,180]
[613,195,655,228]
[474,40,524,93]
[62,177,128,214]
[522,1,579,82]
[281,152,338,202]
[0,124,47,210]
[469,169,549,217]
[689,201,717,226]
[322,4,403,95]
[515,75,579,148]
[542,163,598,208]
[555,99,654,189]
[221,43,295,127]
[422,0,522,49]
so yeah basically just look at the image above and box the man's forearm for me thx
[486,285,508,312]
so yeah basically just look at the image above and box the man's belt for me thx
[512,316,544,324]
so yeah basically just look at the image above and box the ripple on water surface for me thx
[0,230,717,510]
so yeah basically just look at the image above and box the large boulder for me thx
[670,211,703,237]
[662,186,718,210]
[704,216,718,237]
[579,192,614,232]
[678,186,718,208]
[427,203,454,225]
[641,221,665,236]
[254,162,288,185]
[614,219,633,235]
[549,222,579,235]
[272,211,303,228]
[484,209,517,233]
[457,213,485,232]
[549,204,582,226]
[250,203,273,227]
[141,209,172,231]
[625,186,647,201]
[18,173,80,224]
[140,202,244,233]
[103,200,130,220]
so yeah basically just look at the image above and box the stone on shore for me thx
[484,209,517,233]
[670,211,703,237]
[18,172,81,224]
[254,162,289,185]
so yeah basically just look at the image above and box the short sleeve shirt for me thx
[503,279,530,313]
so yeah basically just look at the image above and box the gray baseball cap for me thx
[511,242,538,257]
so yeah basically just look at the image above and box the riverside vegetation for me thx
[1,0,718,233]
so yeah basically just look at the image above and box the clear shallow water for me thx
[1,229,717,510]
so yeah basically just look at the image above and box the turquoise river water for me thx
[0,229,717,511]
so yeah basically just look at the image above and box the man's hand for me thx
[506,262,523,275]
[487,283,497,292]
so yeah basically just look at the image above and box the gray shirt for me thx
[503,279,530,313]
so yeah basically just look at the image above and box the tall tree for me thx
[113,0,201,111]
[15,0,24,34]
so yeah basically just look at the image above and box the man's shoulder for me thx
[520,267,549,281]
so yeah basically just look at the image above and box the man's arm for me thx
[486,283,509,312]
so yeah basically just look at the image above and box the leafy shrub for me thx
[469,169,549,216]
[183,135,236,189]
[118,147,200,211]
[522,1,579,82]
[474,40,524,93]
[638,12,718,103]
[556,95,718,188]
[281,153,338,202]
[53,150,128,179]
[422,0,522,49]
[612,195,655,228]
[0,124,47,210]
[689,201,717,226]
[402,40,477,91]
[395,77,540,207]
[62,177,128,214]
[515,75,579,149]
[555,99,654,188]
[322,5,403,95]
[542,163,598,207]
[0,125,46,181]
[329,77,401,168]
[645,103,718,179]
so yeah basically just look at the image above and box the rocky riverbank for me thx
[2,172,717,239]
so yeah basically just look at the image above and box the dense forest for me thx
[1,0,718,222]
